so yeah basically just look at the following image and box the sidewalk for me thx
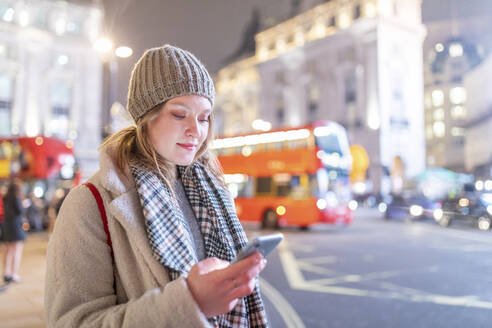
[0,232,48,328]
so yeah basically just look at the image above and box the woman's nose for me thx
[185,117,199,136]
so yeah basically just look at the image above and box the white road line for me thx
[279,239,492,310]
[259,277,306,328]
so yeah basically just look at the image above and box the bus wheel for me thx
[262,209,278,229]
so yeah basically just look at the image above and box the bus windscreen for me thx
[315,135,342,154]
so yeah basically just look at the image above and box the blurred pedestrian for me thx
[0,187,5,241]
[25,193,43,232]
[47,188,68,235]
[2,180,25,284]
[45,45,269,327]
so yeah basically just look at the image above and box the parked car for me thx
[438,190,492,231]
[380,192,442,221]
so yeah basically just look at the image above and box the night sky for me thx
[100,0,492,105]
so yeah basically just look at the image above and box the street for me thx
[1,208,492,327]
[257,208,492,328]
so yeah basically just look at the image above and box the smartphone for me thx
[232,233,284,264]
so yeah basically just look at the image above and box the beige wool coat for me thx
[44,146,212,327]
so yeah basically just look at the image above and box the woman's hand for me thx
[186,252,267,318]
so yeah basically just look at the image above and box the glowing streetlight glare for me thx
[252,119,271,131]
[57,55,68,66]
[449,43,463,57]
[115,46,133,58]
[435,43,444,52]
[3,8,14,22]
[19,10,29,26]
[55,18,66,35]
[93,38,113,53]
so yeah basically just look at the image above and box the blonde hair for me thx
[101,103,224,190]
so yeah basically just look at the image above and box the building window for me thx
[307,82,319,123]
[451,127,465,137]
[0,100,11,136]
[345,73,357,127]
[449,87,466,104]
[426,125,433,140]
[0,74,13,136]
[276,94,285,125]
[276,108,285,125]
[424,93,432,109]
[433,108,444,121]
[328,16,336,27]
[451,106,466,119]
[50,80,72,138]
[433,121,445,138]
[431,89,444,107]
[354,5,361,19]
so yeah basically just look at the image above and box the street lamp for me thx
[115,46,133,58]
[93,37,133,139]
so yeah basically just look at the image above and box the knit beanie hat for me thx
[127,44,215,123]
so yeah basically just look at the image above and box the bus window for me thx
[256,177,272,195]
[287,140,297,149]
[238,177,254,197]
[289,175,308,200]
[273,173,291,196]
[315,134,342,154]
[295,138,308,149]
[225,174,253,198]
[256,143,266,153]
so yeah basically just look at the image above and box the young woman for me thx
[45,45,269,327]
[2,180,25,284]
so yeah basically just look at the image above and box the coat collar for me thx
[94,145,171,285]
[97,144,135,197]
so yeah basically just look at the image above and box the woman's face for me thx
[147,95,212,166]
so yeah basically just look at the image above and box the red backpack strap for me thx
[84,182,114,261]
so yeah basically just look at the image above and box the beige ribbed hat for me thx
[127,44,215,123]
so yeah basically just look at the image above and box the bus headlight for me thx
[348,200,358,211]
[409,205,423,217]
[433,208,443,221]
[316,199,327,210]
[276,206,286,216]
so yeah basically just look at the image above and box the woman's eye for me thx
[199,117,209,123]
[172,113,185,119]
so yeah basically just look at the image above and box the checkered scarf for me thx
[130,162,268,328]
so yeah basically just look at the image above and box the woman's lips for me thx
[177,143,196,151]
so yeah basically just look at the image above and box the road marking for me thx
[259,277,306,328]
[278,239,492,309]
[296,262,336,275]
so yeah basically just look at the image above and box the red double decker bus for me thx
[213,121,355,229]
[0,136,79,194]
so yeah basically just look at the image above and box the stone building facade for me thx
[0,0,104,178]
